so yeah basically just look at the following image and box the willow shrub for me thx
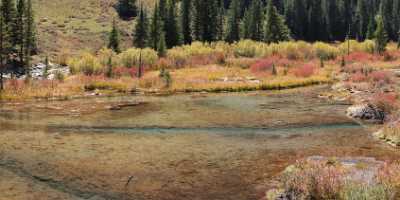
[119,48,158,68]
[339,40,375,54]
[313,42,340,60]
[69,52,103,75]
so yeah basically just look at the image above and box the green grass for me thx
[33,0,157,57]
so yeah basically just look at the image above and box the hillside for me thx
[33,0,153,58]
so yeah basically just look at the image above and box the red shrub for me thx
[113,66,141,78]
[250,58,275,73]
[369,71,392,84]
[343,52,380,63]
[349,72,368,83]
[293,64,316,78]
[371,92,398,113]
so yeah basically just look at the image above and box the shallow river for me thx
[0,86,399,200]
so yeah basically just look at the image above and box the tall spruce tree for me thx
[0,14,5,91]
[16,0,25,65]
[225,0,240,43]
[180,0,192,44]
[1,0,17,45]
[157,31,166,57]
[248,0,264,41]
[264,0,290,43]
[108,19,121,53]
[117,0,137,19]
[374,14,388,54]
[24,0,35,76]
[366,15,376,39]
[149,2,162,49]
[191,0,203,41]
[215,0,225,41]
[133,4,149,48]
[355,0,369,40]
[241,7,252,39]
[164,0,181,48]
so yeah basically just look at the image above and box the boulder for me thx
[346,104,385,123]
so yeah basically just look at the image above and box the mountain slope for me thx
[33,0,154,58]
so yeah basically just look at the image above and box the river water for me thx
[0,86,399,200]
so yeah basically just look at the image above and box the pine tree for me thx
[307,0,326,41]
[24,0,35,77]
[1,0,17,46]
[164,0,181,48]
[133,4,149,48]
[16,0,25,65]
[149,2,162,50]
[157,31,166,57]
[264,0,290,43]
[366,15,376,39]
[374,14,388,54]
[108,19,121,53]
[379,0,394,40]
[248,0,264,41]
[180,0,192,44]
[117,0,137,20]
[0,14,5,91]
[215,0,225,41]
[241,7,252,39]
[355,0,369,40]
[397,29,400,49]
[225,0,240,43]
[191,0,202,41]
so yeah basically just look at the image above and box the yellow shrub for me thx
[97,47,118,68]
[68,52,102,75]
[339,40,376,54]
[232,40,268,58]
[313,42,340,60]
[119,48,158,68]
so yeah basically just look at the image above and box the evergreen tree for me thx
[157,31,166,57]
[0,14,5,91]
[16,0,25,64]
[366,15,376,39]
[241,7,252,39]
[215,0,225,41]
[225,0,240,43]
[108,19,121,53]
[355,0,369,40]
[397,29,400,49]
[374,14,388,54]
[379,0,394,39]
[307,0,326,41]
[117,0,137,19]
[191,0,203,41]
[264,0,290,43]
[248,0,264,41]
[164,0,181,48]
[1,0,17,46]
[180,0,192,44]
[24,0,35,76]
[393,0,400,39]
[149,2,162,49]
[133,4,149,48]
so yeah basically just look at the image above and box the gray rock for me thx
[347,104,385,123]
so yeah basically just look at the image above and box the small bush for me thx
[250,58,275,73]
[293,64,316,78]
[119,48,158,68]
[371,92,398,114]
[314,42,340,60]
[68,53,103,75]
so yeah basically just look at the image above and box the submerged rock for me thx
[346,104,385,124]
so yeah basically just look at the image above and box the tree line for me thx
[0,0,36,90]
[111,0,400,53]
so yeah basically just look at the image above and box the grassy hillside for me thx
[33,0,154,58]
